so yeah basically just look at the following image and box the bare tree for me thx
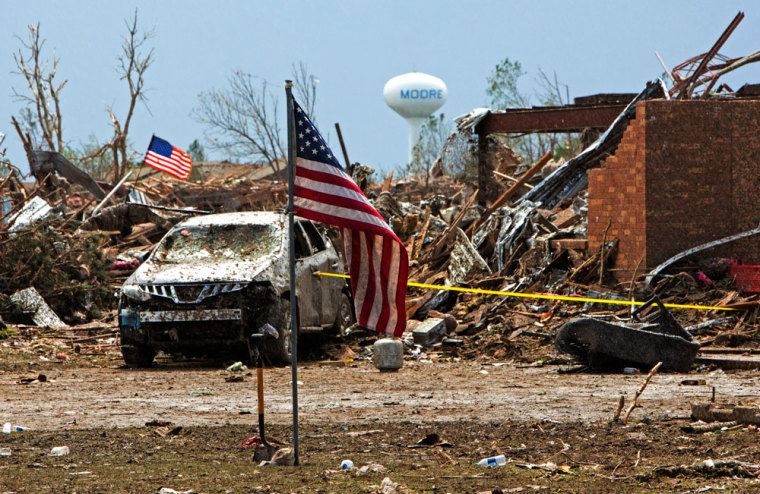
[441,128,477,181]
[74,10,153,181]
[292,61,318,118]
[194,72,284,168]
[486,58,579,163]
[12,23,66,153]
[407,113,452,188]
[193,63,319,171]
[535,68,580,159]
[108,10,154,180]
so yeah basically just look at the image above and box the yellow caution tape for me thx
[315,272,736,311]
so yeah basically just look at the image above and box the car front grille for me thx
[141,282,247,304]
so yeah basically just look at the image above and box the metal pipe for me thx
[89,170,133,218]
[285,80,300,466]
[334,122,351,171]
[256,352,267,445]
[654,51,676,85]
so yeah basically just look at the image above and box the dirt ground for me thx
[1,358,757,429]
[3,345,760,492]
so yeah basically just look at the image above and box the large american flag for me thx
[144,136,192,180]
[292,100,408,337]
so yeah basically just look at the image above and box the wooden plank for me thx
[550,239,588,251]
[466,151,553,237]
[429,189,479,259]
[381,170,394,193]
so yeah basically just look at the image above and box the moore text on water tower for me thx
[400,89,445,99]
[383,72,447,164]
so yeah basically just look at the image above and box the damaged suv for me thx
[118,211,354,367]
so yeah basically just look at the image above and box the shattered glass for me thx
[153,223,281,263]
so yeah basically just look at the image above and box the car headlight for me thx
[122,284,151,302]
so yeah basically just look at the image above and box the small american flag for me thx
[292,99,408,337]
[144,136,192,180]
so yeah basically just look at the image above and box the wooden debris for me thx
[622,362,662,424]
[466,151,553,237]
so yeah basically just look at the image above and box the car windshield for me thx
[152,223,281,263]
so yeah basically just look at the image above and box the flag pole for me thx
[137,134,155,182]
[285,80,300,466]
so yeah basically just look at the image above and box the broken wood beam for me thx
[411,212,432,261]
[381,170,394,193]
[493,170,533,188]
[612,395,625,422]
[429,189,479,259]
[466,151,553,237]
[622,361,662,424]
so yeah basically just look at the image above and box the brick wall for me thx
[588,99,760,282]
[588,103,648,280]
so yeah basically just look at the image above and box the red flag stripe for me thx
[294,185,389,224]
[292,99,407,337]
[296,158,365,194]
[361,232,379,327]
[144,162,187,180]
[375,236,396,332]
[294,207,398,239]
[294,195,393,234]
[145,156,190,176]
[148,148,191,167]
[294,172,375,212]
[367,234,387,330]
[145,151,191,179]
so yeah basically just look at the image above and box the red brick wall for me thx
[588,99,760,282]
[588,103,648,281]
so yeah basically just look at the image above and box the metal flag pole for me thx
[285,80,300,465]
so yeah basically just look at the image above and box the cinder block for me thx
[412,318,447,347]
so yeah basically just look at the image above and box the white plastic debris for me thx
[50,446,70,456]
[7,196,52,234]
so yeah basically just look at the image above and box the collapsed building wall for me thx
[588,98,760,281]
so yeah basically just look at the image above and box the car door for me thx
[299,221,342,326]
[293,221,321,328]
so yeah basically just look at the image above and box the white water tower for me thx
[383,72,447,163]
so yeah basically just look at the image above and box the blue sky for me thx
[2,1,760,177]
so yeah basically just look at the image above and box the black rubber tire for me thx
[237,340,255,366]
[121,341,155,368]
[333,292,355,337]
[275,298,294,365]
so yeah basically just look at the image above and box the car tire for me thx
[121,341,155,368]
[275,298,295,365]
[333,292,355,337]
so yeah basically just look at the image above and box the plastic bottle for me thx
[476,454,507,467]
[340,459,354,469]
[2,423,24,434]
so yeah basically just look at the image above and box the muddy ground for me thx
[2,340,760,493]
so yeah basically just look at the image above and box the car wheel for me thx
[333,292,355,337]
[275,298,295,365]
[237,340,255,366]
[121,340,155,368]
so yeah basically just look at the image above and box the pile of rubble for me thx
[0,155,288,354]
[3,10,760,369]
[2,121,759,370]
[362,156,758,371]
